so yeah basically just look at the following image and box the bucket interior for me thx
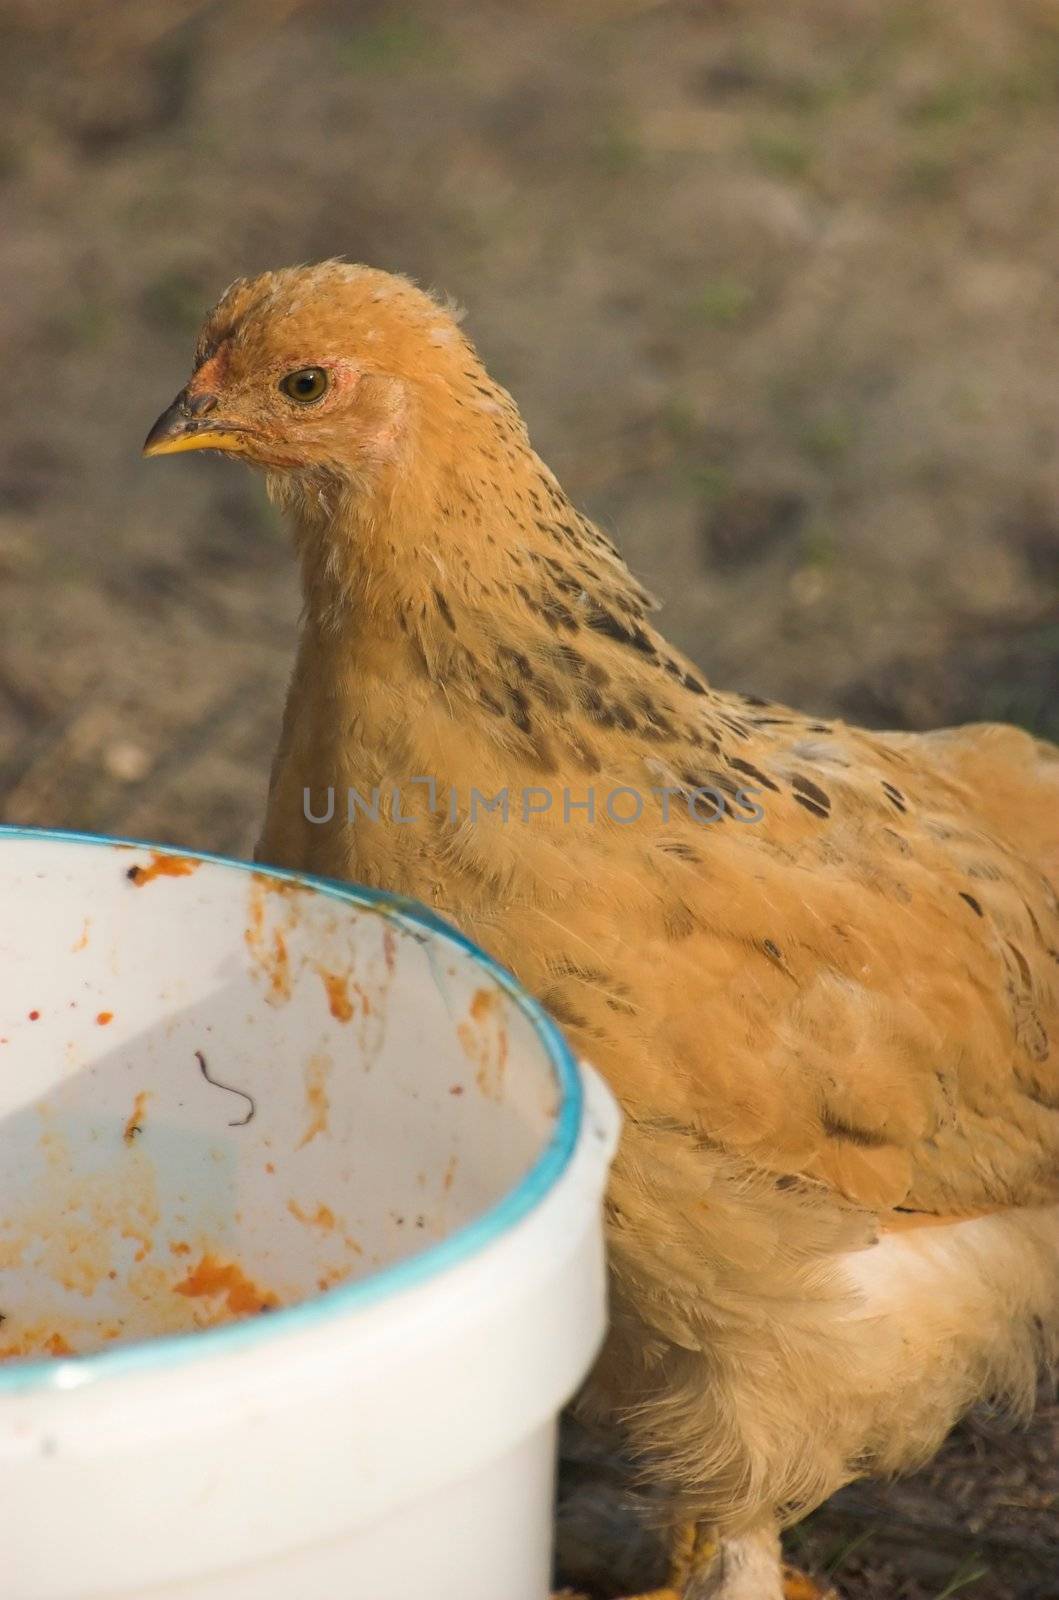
[0,835,566,1362]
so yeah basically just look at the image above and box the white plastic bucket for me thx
[0,827,620,1600]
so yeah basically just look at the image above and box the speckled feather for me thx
[161,262,1059,1557]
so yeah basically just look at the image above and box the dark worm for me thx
[196,1049,256,1127]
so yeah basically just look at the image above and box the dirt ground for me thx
[1,2,1056,1595]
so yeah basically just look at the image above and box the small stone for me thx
[102,741,151,783]
[790,567,828,607]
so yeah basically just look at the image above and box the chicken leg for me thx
[555,1521,838,1600]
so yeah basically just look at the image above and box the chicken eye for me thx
[279,367,328,404]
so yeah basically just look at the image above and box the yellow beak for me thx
[142,397,253,459]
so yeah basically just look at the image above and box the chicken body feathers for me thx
[249,273,1059,1224]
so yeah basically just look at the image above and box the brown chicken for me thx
[144,262,1059,1600]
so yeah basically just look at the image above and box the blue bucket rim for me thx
[0,824,583,1396]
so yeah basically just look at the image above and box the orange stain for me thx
[288,1199,336,1230]
[0,1329,76,1362]
[270,929,291,1000]
[96,1011,114,1026]
[244,882,293,1002]
[121,1221,153,1263]
[169,1240,191,1256]
[470,987,495,1021]
[173,1254,279,1316]
[316,1265,352,1292]
[246,888,265,946]
[123,1090,149,1144]
[319,969,354,1022]
[127,853,200,887]
[460,990,508,1099]
[297,1055,331,1148]
[72,919,90,952]
[251,871,303,900]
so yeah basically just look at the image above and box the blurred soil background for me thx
[0,0,1056,1594]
